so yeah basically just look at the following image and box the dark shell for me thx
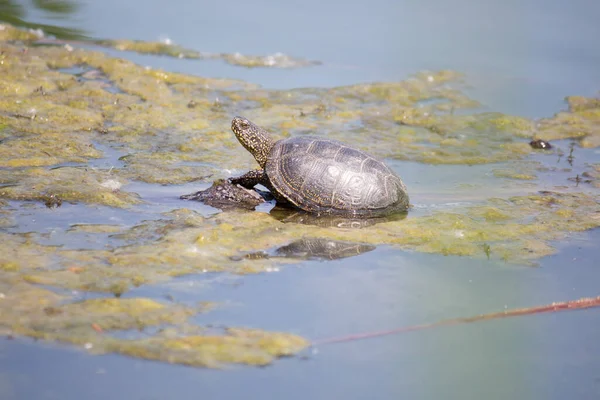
[265,136,409,216]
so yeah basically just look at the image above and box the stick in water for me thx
[313,296,600,346]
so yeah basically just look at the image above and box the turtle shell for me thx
[265,136,409,216]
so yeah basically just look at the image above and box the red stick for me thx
[313,296,600,346]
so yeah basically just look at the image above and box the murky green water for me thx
[1,0,599,399]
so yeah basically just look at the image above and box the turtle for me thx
[229,116,410,217]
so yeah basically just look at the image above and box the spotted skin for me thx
[231,117,273,168]
[230,117,409,216]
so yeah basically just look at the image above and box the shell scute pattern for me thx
[266,136,407,214]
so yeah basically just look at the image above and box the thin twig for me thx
[313,296,600,346]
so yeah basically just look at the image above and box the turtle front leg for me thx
[229,169,269,189]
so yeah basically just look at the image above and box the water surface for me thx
[1,0,600,399]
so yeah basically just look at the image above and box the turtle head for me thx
[231,116,275,169]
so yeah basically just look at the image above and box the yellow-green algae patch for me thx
[0,200,14,229]
[583,164,600,188]
[96,39,320,69]
[0,132,102,168]
[43,297,197,332]
[105,328,309,368]
[0,23,41,41]
[0,167,141,208]
[492,161,542,181]
[0,279,308,367]
[98,39,206,59]
[117,153,218,185]
[3,295,198,337]
[68,224,124,234]
[0,232,58,273]
[538,95,600,147]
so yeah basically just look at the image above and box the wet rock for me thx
[529,139,553,150]
[181,179,267,210]
[43,193,62,208]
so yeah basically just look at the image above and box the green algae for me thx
[0,270,307,367]
[0,200,13,229]
[103,328,309,368]
[0,233,58,272]
[583,164,600,188]
[492,162,543,181]
[52,297,196,331]
[67,224,123,234]
[118,153,218,185]
[0,23,43,42]
[487,114,534,138]
[3,296,198,337]
[0,132,102,167]
[538,95,600,147]
[220,52,321,68]
[0,277,307,368]
[492,171,537,181]
[98,39,207,59]
[96,39,321,69]
[0,167,142,207]
[466,206,512,222]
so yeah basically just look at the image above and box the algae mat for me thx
[1,23,599,367]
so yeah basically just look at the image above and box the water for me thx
[2,1,600,399]
[20,0,600,117]
[2,236,600,400]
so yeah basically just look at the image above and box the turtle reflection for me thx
[181,180,408,229]
[269,208,407,229]
[241,238,376,261]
